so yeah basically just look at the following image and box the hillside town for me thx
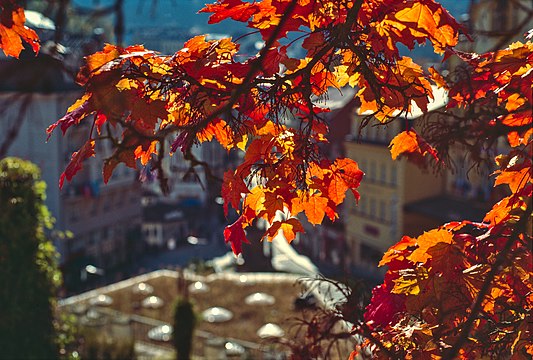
[1,0,532,359]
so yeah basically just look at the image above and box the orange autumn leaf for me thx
[428,66,448,89]
[301,193,328,225]
[482,195,524,226]
[327,158,364,205]
[0,3,39,58]
[494,166,532,193]
[221,170,249,216]
[394,1,458,54]
[134,140,158,166]
[85,44,121,73]
[198,119,235,149]
[507,128,533,147]
[505,93,527,112]
[389,130,438,162]
[379,235,417,267]
[407,229,453,264]
[267,218,304,242]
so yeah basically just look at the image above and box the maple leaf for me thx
[59,140,95,189]
[301,193,328,225]
[494,166,532,193]
[134,140,158,166]
[389,130,439,163]
[85,44,120,73]
[391,267,429,296]
[197,119,235,150]
[483,195,522,226]
[407,229,453,264]
[365,283,406,327]
[0,3,39,58]
[380,235,417,267]
[200,0,259,24]
[224,215,250,255]
[46,97,93,138]
[302,31,326,57]
[328,158,364,205]
[428,66,448,89]
[267,218,304,242]
[393,0,459,54]
[222,170,249,216]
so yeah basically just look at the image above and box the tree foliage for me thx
[0,157,61,359]
[3,0,532,358]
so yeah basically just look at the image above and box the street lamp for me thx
[81,264,105,282]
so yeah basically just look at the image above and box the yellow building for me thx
[344,88,447,272]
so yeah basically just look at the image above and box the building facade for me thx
[0,54,143,288]
[344,88,448,274]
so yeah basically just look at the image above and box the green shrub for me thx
[0,157,62,359]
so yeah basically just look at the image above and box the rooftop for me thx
[404,195,489,223]
[59,270,355,358]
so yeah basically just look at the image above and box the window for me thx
[391,204,398,226]
[360,197,367,215]
[380,163,387,183]
[369,161,376,182]
[369,198,376,218]
[391,165,398,185]
[101,227,109,239]
[379,200,386,221]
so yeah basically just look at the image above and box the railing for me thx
[72,305,287,359]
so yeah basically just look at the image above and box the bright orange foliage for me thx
[3,0,529,358]
[0,0,39,58]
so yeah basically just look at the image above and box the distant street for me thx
[131,236,229,275]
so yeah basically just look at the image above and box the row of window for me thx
[68,190,139,223]
[351,197,386,222]
[66,225,125,254]
[350,195,398,225]
[358,159,398,186]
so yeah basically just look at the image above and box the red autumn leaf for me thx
[223,215,250,255]
[302,31,326,57]
[59,140,95,189]
[200,0,259,24]
[221,170,249,216]
[364,283,406,327]
[46,98,93,138]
